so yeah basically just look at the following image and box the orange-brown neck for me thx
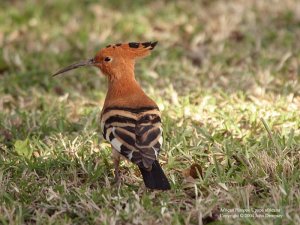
[103,71,156,109]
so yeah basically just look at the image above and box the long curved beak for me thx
[52,58,95,77]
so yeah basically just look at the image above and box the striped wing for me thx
[101,106,163,169]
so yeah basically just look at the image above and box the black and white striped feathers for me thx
[101,106,163,169]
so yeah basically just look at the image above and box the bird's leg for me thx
[112,148,121,185]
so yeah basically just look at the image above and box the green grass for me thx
[1,0,300,224]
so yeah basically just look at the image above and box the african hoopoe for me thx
[53,41,171,190]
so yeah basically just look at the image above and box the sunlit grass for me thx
[0,0,300,224]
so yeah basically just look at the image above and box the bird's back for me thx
[100,105,163,169]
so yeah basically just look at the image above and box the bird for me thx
[53,41,171,190]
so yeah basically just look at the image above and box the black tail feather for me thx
[139,160,171,190]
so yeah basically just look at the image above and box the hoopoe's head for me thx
[52,41,158,79]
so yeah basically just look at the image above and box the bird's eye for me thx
[104,57,112,62]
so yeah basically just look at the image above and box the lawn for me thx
[0,0,300,224]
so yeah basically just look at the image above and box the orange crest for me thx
[93,41,158,78]
[52,41,158,80]
[99,41,157,60]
